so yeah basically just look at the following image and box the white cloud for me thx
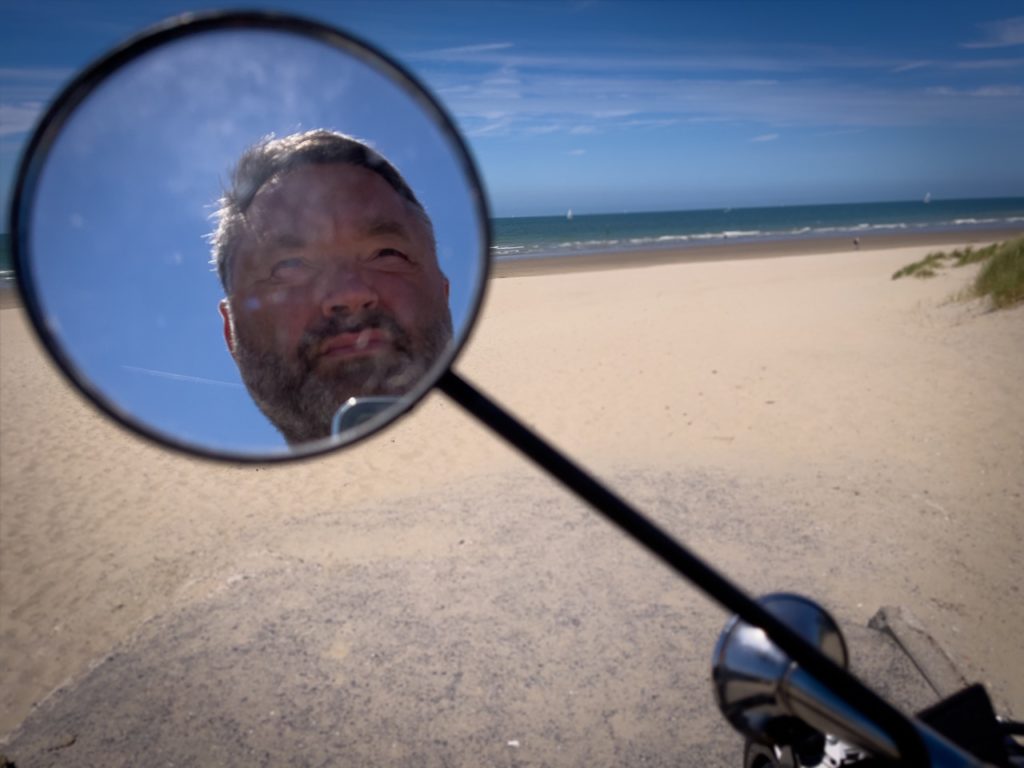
[891,60,931,73]
[523,124,562,135]
[890,57,1024,72]
[961,16,1024,49]
[751,133,779,142]
[412,42,516,60]
[622,118,680,129]
[463,116,515,137]
[568,148,586,155]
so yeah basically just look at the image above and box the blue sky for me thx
[3,0,1023,217]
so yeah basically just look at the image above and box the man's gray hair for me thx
[211,129,428,292]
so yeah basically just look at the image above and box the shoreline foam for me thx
[492,226,1023,277]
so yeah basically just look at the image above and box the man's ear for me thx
[219,299,236,356]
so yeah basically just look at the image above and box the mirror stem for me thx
[438,368,928,764]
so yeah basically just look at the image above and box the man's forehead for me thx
[239,164,430,246]
[228,162,435,281]
[249,163,404,218]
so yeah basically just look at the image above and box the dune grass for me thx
[893,236,1024,309]
[891,250,950,279]
[973,238,1024,309]
[951,243,997,267]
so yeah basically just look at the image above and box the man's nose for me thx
[319,267,378,316]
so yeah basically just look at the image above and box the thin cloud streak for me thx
[0,67,75,105]
[436,70,1024,138]
[0,67,75,79]
[0,103,45,136]
[121,366,243,389]
[927,84,1023,97]
[951,57,1024,70]
[411,41,515,58]
[406,43,927,76]
[961,16,1024,49]
[891,61,931,73]
[891,57,1024,72]
[412,33,1024,141]
[408,41,1024,79]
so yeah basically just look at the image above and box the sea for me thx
[2,197,1023,290]
[491,196,1024,261]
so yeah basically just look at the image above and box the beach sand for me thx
[1,236,1022,763]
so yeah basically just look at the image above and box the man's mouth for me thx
[317,327,393,361]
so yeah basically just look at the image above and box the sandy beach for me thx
[1,234,1022,764]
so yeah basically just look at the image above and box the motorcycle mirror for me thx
[712,594,913,760]
[10,11,490,462]
[712,594,849,748]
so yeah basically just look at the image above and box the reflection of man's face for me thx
[219,163,452,444]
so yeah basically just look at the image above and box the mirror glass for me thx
[16,20,488,459]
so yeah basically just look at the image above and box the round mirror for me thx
[10,12,490,461]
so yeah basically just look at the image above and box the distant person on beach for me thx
[211,130,452,445]
[853,237,860,249]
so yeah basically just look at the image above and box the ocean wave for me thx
[490,211,1024,259]
[555,238,626,249]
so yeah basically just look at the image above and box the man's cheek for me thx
[236,305,302,355]
[386,278,437,321]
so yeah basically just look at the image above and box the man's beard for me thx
[233,307,452,445]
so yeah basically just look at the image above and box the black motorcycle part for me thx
[917,684,1014,768]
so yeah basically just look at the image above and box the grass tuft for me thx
[893,236,1024,309]
[972,237,1024,309]
[891,251,949,279]
[951,243,999,267]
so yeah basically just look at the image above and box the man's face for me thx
[220,162,452,444]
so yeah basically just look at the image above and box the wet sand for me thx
[1,237,1022,763]
[0,284,22,311]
